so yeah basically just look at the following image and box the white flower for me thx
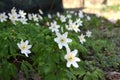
[32,14,39,22]
[11,7,17,14]
[60,27,64,32]
[39,9,43,15]
[8,7,19,24]
[78,34,86,44]
[28,13,32,20]
[38,14,43,20]
[96,14,100,17]
[86,15,91,21]
[66,11,69,14]
[65,24,72,31]
[0,12,8,22]
[49,21,60,32]
[109,18,116,23]
[8,12,19,25]
[67,14,72,19]
[65,19,73,30]
[35,23,39,26]
[19,17,28,24]
[75,18,83,26]
[46,22,49,26]
[86,30,92,37]
[48,14,52,19]
[54,32,72,49]
[69,11,74,14]
[17,40,32,57]
[64,48,80,68]
[19,10,26,18]
[60,15,66,22]
[8,13,19,21]
[57,12,60,17]
[71,24,80,33]
[75,12,77,16]
[68,19,73,25]
[78,10,84,18]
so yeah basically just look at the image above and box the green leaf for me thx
[21,61,33,78]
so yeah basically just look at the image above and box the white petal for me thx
[21,50,30,57]
[75,57,81,62]
[71,49,78,56]
[20,40,24,44]
[26,50,31,53]
[66,46,71,54]
[72,62,79,68]
[56,31,61,37]
[17,43,21,49]
[63,32,68,38]
[64,54,68,59]
[25,53,29,57]
[64,44,69,49]
[25,40,29,45]
[58,44,62,49]
[84,39,86,42]
[57,25,60,28]
[21,50,26,54]
[27,45,32,49]
[54,38,58,42]
[80,41,83,44]
[67,38,72,42]
[67,62,72,67]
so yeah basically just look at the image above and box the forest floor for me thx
[83,4,120,22]
[65,3,120,79]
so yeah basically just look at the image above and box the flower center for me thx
[1,16,4,19]
[53,26,56,28]
[12,16,15,19]
[73,25,78,29]
[80,36,84,40]
[68,55,73,61]
[21,44,26,50]
[60,38,65,43]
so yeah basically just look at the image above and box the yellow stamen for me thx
[1,16,4,19]
[73,25,77,29]
[68,55,73,61]
[60,38,65,43]
[12,16,15,19]
[21,45,26,50]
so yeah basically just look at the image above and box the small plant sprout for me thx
[54,32,72,49]
[17,40,32,57]
[78,34,86,44]
[86,30,92,37]
[64,48,81,68]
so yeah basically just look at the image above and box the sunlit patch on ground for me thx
[63,0,120,22]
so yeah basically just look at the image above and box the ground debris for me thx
[105,71,120,80]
